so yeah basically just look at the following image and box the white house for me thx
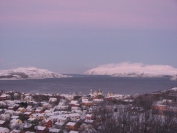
[9,119,23,130]
[69,113,81,122]
[0,114,10,121]
[49,98,57,103]
[0,127,10,133]
[10,129,21,133]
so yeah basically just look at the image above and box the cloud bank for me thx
[85,62,177,76]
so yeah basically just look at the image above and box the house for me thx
[66,122,79,131]
[70,100,80,107]
[55,105,69,111]
[24,95,33,102]
[27,118,36,122]
[26,106,34,112]
[13,93,20,100]
[41,119,52,128]
[41,102,51,109]
[124,99,134,103]
[5,110,14,116]
[44,109,52,114]
[0,120,6,127]
[93,99,104,103]
[25,131,35,133]
[8,106,17,111]
[9,119,22,130]
[69,113,81,122]
[49,113,69,122]
[11,115,19,119]
[35,126,48,133]
[60,94,73,100]
[10,129,21,133]
[84,114,95,124]
[13,111,21,116]
[35,107,44,113]
[49,128,61,133]
[84,119,94,124]
[82,100,93,107]
[0,127,10,133]
[55,116,68,128]
[5,100,16,107]
[27,118,38,125]
[0,94,11,100]
[71,107,81,111]
[85,114,94,120]
[24,112,32,119]
[0,114,10,121]
[58,99,67,106]
[69,131,80,133]
[29,114,46,120]
[23,123,34,132]
[72,92,82,99]
[17,107,26,113]
[49,98,57,103]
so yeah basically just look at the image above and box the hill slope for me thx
[85,62,177,79]
[0,67,69,79]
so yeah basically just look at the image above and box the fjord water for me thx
[0,75,176,95]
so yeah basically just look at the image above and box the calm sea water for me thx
[0,75,177,95]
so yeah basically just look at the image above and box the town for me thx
[0,87,177,133]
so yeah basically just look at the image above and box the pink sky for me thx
[0,0,177,73]
[1,0,177,30]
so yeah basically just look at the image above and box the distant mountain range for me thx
[84,62,177,80]
[0,67,69,79]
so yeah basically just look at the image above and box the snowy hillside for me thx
[0,67,69,79]
[85,62,177,78]
[171,75,177,81]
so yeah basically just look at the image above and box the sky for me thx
[0,0,177,74]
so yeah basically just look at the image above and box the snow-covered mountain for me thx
[84,62,177,79]
[0,67,69,79]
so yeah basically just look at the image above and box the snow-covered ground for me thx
[0,67,69,79]
[84,62,177,78]
[171,75,177,81]
[169,87,177,91]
